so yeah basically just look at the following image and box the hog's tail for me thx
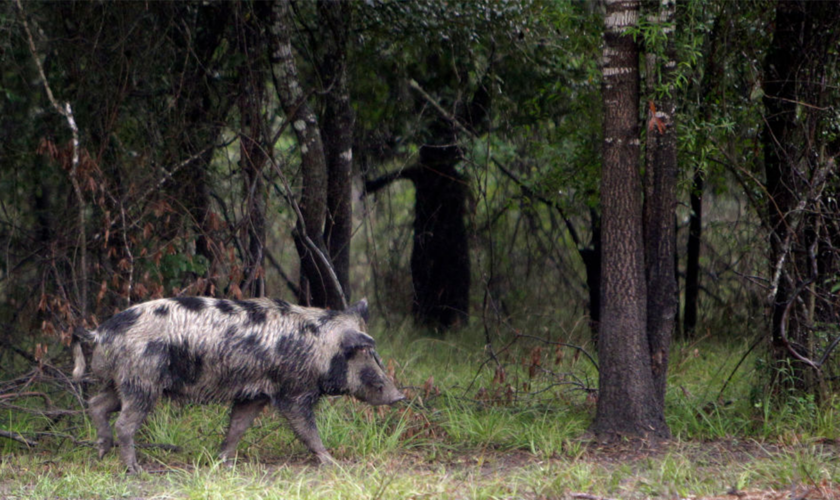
[71,326,94,381]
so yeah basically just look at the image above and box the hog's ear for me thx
[346,298,369,323]
[340,330,375,354]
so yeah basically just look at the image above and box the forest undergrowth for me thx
[2,322,840,499]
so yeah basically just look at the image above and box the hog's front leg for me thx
[219,396,269,461]
[276,395,334,465]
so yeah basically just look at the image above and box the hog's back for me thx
[90,298,340,403]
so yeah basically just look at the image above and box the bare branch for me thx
[408,79,476,139]
[0,430,37,448]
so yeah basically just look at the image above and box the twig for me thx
[0,430,37,448]
[716,334,764,402]
[0,391,53,407]
[265,249,301,297]
[514,333,599,372]
[136,443,183,452]
[492,158,584,249]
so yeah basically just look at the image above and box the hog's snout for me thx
[383,384,406,405]
[352,350,406,406]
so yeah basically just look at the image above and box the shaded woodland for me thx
[1,0,840,444]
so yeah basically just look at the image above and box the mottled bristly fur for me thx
[72,297,404,473]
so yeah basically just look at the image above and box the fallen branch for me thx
[570,494,618,500]
[0,430,37,447]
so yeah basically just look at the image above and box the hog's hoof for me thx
[219,455,241,468]
[97,439,113,460]
[124,463,143,475]
[315,451,337,466]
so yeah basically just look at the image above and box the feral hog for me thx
[72,297,404,473]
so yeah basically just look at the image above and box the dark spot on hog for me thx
[215,299,236,315]
[360,366,381,388]
[299,321,319,337]
[143,340,168,358]
[237,300,267,325]
[320,352,348,395]
[98,308,142,343]
[168,342,204,386]
[340,330,376,356]
[172,297,206,313]
[231,334,270,362]
[272,299,291,314]
[145,340,204,386]
[223,326,238,338]
[317,309,340,326]
[275,335,310,358]
[153,305,169,316]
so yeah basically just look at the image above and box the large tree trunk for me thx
[318,0,354,302]
[643,0,678,415]
[411,145,471,329]
[591,0,669,440]
[268,0,344,309]
[364,152,471,330]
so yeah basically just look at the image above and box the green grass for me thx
[3,323,840,499]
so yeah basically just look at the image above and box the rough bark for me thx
[268,0,343,309]
[591,0,669,440]
[643,0,678,416]
[317,0,354,302]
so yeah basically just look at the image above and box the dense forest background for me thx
[1,0,839,442]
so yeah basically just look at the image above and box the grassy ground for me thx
[2,322,840,499]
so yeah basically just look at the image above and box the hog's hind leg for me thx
[219,396,269,461]
[114,383,158,474]
[88,384,121,459]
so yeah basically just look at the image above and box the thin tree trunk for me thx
[240,84,267,298]
[643,0,678,415]
[683,169,703,336]
[268,0,343,309]
[684,7,722,338]
[318,0,354,301]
